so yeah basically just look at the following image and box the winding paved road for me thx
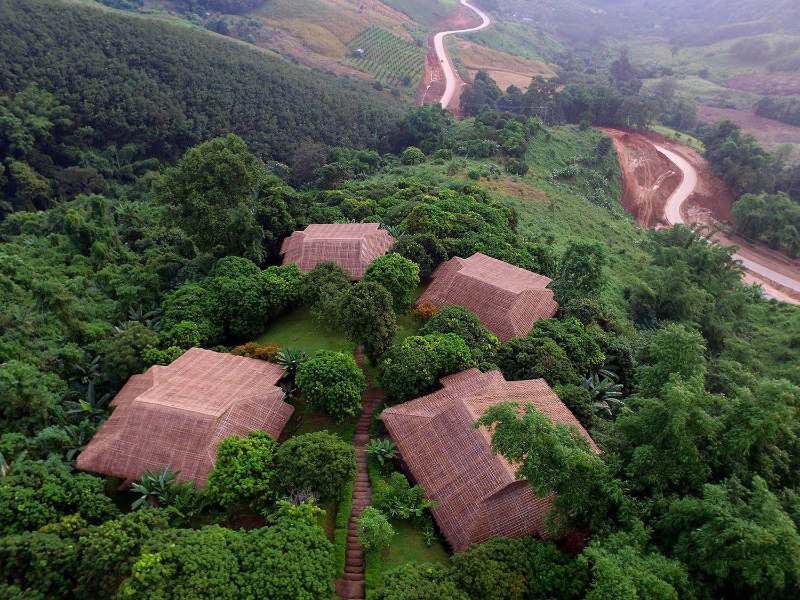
[433,0,492,109]
[656,144,800,295]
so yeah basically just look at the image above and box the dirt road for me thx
[603,127,800,303]
[657,144,800,297]
[432,0,491,109]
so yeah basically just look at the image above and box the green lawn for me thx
[255,306,349,355]
[650,125,705,152]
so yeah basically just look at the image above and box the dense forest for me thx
[2,0,800,599]
[0,0,400,183]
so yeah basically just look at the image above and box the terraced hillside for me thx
[349,27,425,88]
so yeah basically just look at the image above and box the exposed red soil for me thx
[598,128,682,228]
[698,105,800,146]
[601,127,800,303]
[723,73,800,97]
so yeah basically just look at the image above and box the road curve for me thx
[656,144,800,294]
[433,0,492,109]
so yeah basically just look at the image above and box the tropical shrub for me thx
[206,431,279,513]
[358,506,395,551]
[301,261,352,327]
[275,432,357,501]
[412,302,438,324]
[401,146,425,165]
[295,351,366,422]
[528,318,605,374]
[365,438,397,467]
[232,342,282,362]
[370,563,467,600]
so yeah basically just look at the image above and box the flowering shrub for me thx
[412,302,437,325]
[232,342,282,362]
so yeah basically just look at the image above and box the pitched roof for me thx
[77,348,293,487]
[279,223,395,280]
[380,369,598,552]
[415,253,558,342]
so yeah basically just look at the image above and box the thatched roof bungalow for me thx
[381,368,598,552]
[415,253,558,342]
[77,348,293,486]
[280,223,395,280]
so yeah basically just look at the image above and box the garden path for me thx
[334,348,385,600]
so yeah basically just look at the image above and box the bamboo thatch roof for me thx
[381,368,598,552]
[280,223,395,280]
[415,253,558,342]
[77,348,292,487]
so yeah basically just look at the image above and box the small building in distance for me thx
[381,368,599,552]
[415,252,557,342]
[280,223,396,280]
[77,348,293,486]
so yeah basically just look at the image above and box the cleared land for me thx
[697,105,800,146]
[455,38,557,92]
[724,73,800,96]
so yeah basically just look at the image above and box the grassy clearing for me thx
[461,18,564,63]
[349,27,424,87]
[256,305,348,354]
[650,125,705,152]
[453,38,556,81]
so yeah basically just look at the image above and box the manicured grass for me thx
[255,306,349,355]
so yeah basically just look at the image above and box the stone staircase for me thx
[334,349,384,600]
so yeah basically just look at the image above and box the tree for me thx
[551,242,607,305]
[357,506,395,551]
[295,351,365,422]
[275,431,357,501]
[476,402,614,534]
[555,384,595,431]
[370,563,468,600]
[528,318,605,374]
[364,253,420,313]
[377,333,475,402]
[660,476,800,600]
[497,337,579,387]
[118,519,335,599]
[0,360,65,435]
[206,431,279,513]
[0,460,117,535]
[338,281,397,364]
[583,526,693,600]
[101,322,159,389]
[401,146,425,165]
[635,323,707,396]
[0,529,79,599]
[419,305,500,368]
[390,233,447,278]
[301,261,351,327]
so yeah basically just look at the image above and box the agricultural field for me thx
[349,26,425,88]
[379,0,458,27]
[453,38,557,92]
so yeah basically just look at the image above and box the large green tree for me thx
[364,253,420,314]
[295,351,365,422]
[338,281,397,364]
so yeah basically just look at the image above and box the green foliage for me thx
[497,337,579,387]
[701,119,773,195]
[401,147,425,166]
[476,402,613,535]
[364,253,420,313]
[450,536,589,600]
[635,323,707,396]
[551,241,607,306]
[338,281,397,364]
[206,431,279,513]
[660,476,800,599]
[732,192,800,257]
[295,351,365,422]
[377,333,475,402]
[76,510,170,599]
[583,526,693,600]
[119,519,335,599]
[554,384,595,431]
[102,323,160,389]
[0,529,79,599]
[0,460,117,535]
[267,498,325,528]
[0,360,66,435]
[419,305,500,369]
[365,438,398,467]
[301,261,352,327]
[0,0,399,181]
[358,506,395,551]
[275,432,357,501]
[370,563,468,600]
[371,471,438,523]
[528,318,605,374]
[390,234,447,278]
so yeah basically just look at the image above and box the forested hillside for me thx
[0,0,400,174]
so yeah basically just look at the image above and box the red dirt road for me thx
[602,127,800,304]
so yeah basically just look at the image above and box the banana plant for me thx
[131,464,182,509]
[63,381,111,420]
[365,438,398,466]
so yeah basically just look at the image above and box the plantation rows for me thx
[348,27,424,87]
